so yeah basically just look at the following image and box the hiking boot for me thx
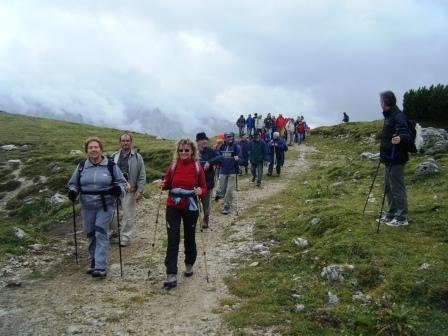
[91,269,107,278]
[251,177,255,183]
[120,239,129,247]
[214,194,222,202]
[385,218,409,227]
[184,264,193,277]
[86,259,95,275]
[376,213,394,223]
[256,183,261,188]
[202,215,209,229]
[163,274,177,288]
[222,207,230,215]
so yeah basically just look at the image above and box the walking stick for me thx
[363,160,381,214]
[147,183,164,277]
[116,198,123,277]
[71,201,79,265]
[197,195,210,283]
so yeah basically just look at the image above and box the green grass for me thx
[224,120,448,335]
[0,111,174,257]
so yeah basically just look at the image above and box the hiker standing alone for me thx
[68,137,127,278]
[111,134,146,247]
[161,138,207,288]
[196,132,220,229]
[379,90,411,227]
[342,112,350,123]
[215,132,240,215]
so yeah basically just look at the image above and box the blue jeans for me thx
[295,133,304,144]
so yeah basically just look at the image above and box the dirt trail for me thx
[0,145,312,336]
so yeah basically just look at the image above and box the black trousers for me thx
[165,206,199,274]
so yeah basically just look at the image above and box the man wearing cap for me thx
[111,134,146,246]
[196,132,220,228]
[215,132,240,214]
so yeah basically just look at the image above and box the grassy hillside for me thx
[224,121,448,335]
[0,111,174,255]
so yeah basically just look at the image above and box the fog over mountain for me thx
[0,1,447,135]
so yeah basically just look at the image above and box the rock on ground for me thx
[415,158,440,176]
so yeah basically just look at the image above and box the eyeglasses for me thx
[178,149,191,153]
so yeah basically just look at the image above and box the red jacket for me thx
[162,159,207,209]
[275,115,286,128]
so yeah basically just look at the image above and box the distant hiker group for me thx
[67,113,309,287]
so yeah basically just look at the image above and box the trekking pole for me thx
[197,195,210,283]
[116,198,123,277]
[71,201,79,265]
[147,182,164,278]
[362,160,381,214]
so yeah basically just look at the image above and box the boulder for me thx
[420,127,448,154]
[294,304,305,312]
[7,159,21,166]
[360,152,380,160]
[1,144,18,151]
[14,228,27,239]
[321,264,344,281]
[49,193,67,205]
[325,291,339,305]
[310,218,320,225]
[293,238,309,248]
[352,291,372,304]
[415,159,440,176]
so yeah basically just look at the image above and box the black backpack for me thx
[406,119,418,154]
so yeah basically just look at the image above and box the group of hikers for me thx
[235,113,310,145]
[66,117,309,288]
[66,89,411,289]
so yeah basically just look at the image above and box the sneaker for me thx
[222,207,230,215]
[184,264,193,277]
[163,274,177,288]
[376,213,393,223]
[91,269,107,278]
[385,218,409,227]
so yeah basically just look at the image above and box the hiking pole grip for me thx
[116,198,123,277]
[72,201,79,265]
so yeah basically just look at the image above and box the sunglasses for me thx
[178,149,191,153]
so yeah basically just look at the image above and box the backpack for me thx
[169,160,201,187]
[77,157,116,191]
[405,119,418,154]
[296,123,305,133]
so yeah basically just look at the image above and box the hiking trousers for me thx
[81,205,114,270]
[250,163,263,185]
[268,162,281,175]
[120,191,136,244]
[287,131,294,145]
[384,164,408,221]
[201,189,213,217]
[217,174,236,208]
[165,207,198,274]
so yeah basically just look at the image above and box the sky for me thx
[0,0,447,132]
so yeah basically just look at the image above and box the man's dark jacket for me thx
[199,147,220,190]
[380,105,411,165]
[247,139,268,164]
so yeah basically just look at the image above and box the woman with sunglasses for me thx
[161,137,207,288]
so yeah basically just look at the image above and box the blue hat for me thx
[224,132,234,138]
